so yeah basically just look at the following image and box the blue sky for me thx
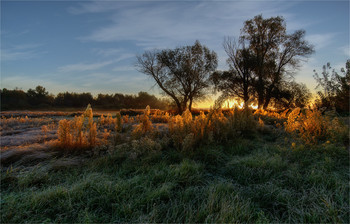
[1,0,349,107]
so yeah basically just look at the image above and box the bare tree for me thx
[211,37,255,107]
[136,41,218,113]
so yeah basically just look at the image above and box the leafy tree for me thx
[54,92,93,107]
[314,60,350,112]
[241,15,314,109]
[94,93,116,108]
[335,60,350,112]
[27,85,53,106]
[0,88,29,110]
[135,92,165,109]
[136,40,218,113]
[272,81,311,109]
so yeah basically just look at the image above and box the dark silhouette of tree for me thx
[94,93,116,108]
[211,37,255,107]
[27,85,53,106]
[54,92,93,107]
[272,81,311,109]
[335,60,350,112]
[1,86,169,110]
[241,15,314,109]
[93,92,168,109]
[136,40,218,113]
[314,60,350,112]
[0,88,28,110]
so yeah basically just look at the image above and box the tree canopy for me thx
[0,86,168,111]
[212,15,314,109]
[313,60,350,113]
[136,40,218,113]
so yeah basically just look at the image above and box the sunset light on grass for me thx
[1,1,349,223]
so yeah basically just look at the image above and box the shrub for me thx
[57,119,73,147]
[115,112,122,132]
[132,105,153,138]
[229,107,257,137]
[254,108,288,126]
[284,108,349,144]
[284,108,301,133]
[168,114,186,149]
[150,109,170,123]
[168,107,257,151]
[57,104,99,150]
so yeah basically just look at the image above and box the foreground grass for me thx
[1,136,349,223]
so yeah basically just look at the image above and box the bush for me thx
[57,104,99,151]
[168,107,257,151]
[284,108,349,145]
[132,105,153,138]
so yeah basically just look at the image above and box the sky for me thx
[1,0,349,108]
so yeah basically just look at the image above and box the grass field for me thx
[1,107,349,223]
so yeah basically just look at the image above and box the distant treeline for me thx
[0,86,169,110]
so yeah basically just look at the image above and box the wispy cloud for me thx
[114,53,134,62]
[76,1,297,50]
[67,1,124,15]
[306,33,336,50]
[71,1,307,72]
[1,29,30,38]
[112,65,135,72]
[58,60,115,73]
[93,48,123,57]
[2,50,36,61]
[339,45,350,57]
[1,75,76,93]
[1,44,45,61]
[58,53,134,73]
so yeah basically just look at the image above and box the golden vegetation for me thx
[132,105,154,137]
[284,108,348,144]
[3,104,347,155]
[1,116,54,132]
[168,107,257,150]
[57,104,98,150]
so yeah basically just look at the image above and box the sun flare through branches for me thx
[223,99,258,110]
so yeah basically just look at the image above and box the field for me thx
[1,106,349,223]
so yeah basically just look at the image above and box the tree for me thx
[211,37,255,107]
[241,15,314,109]
[27,85,53,106]
[54,92,93,107]
[272,81,311,109]
[136,40,218,113]
[314,60,350,112]
[0,88,29,110]
[335,60,350,112]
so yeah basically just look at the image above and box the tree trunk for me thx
[263,97,271,109]
[257,75,265,109]
[243,82,249,108]
[176,102,183,114]
[172,97,183,114]
[189,97,193,112]
[258,95,264,109]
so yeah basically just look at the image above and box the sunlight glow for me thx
[224,99,258,110]
[250,104,258,110]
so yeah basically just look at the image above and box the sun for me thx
[224,99,258,110]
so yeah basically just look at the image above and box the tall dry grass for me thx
[284,108,348,144]
[168,107,257,151]
[132,105,153,138]
[57,104,98,150]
